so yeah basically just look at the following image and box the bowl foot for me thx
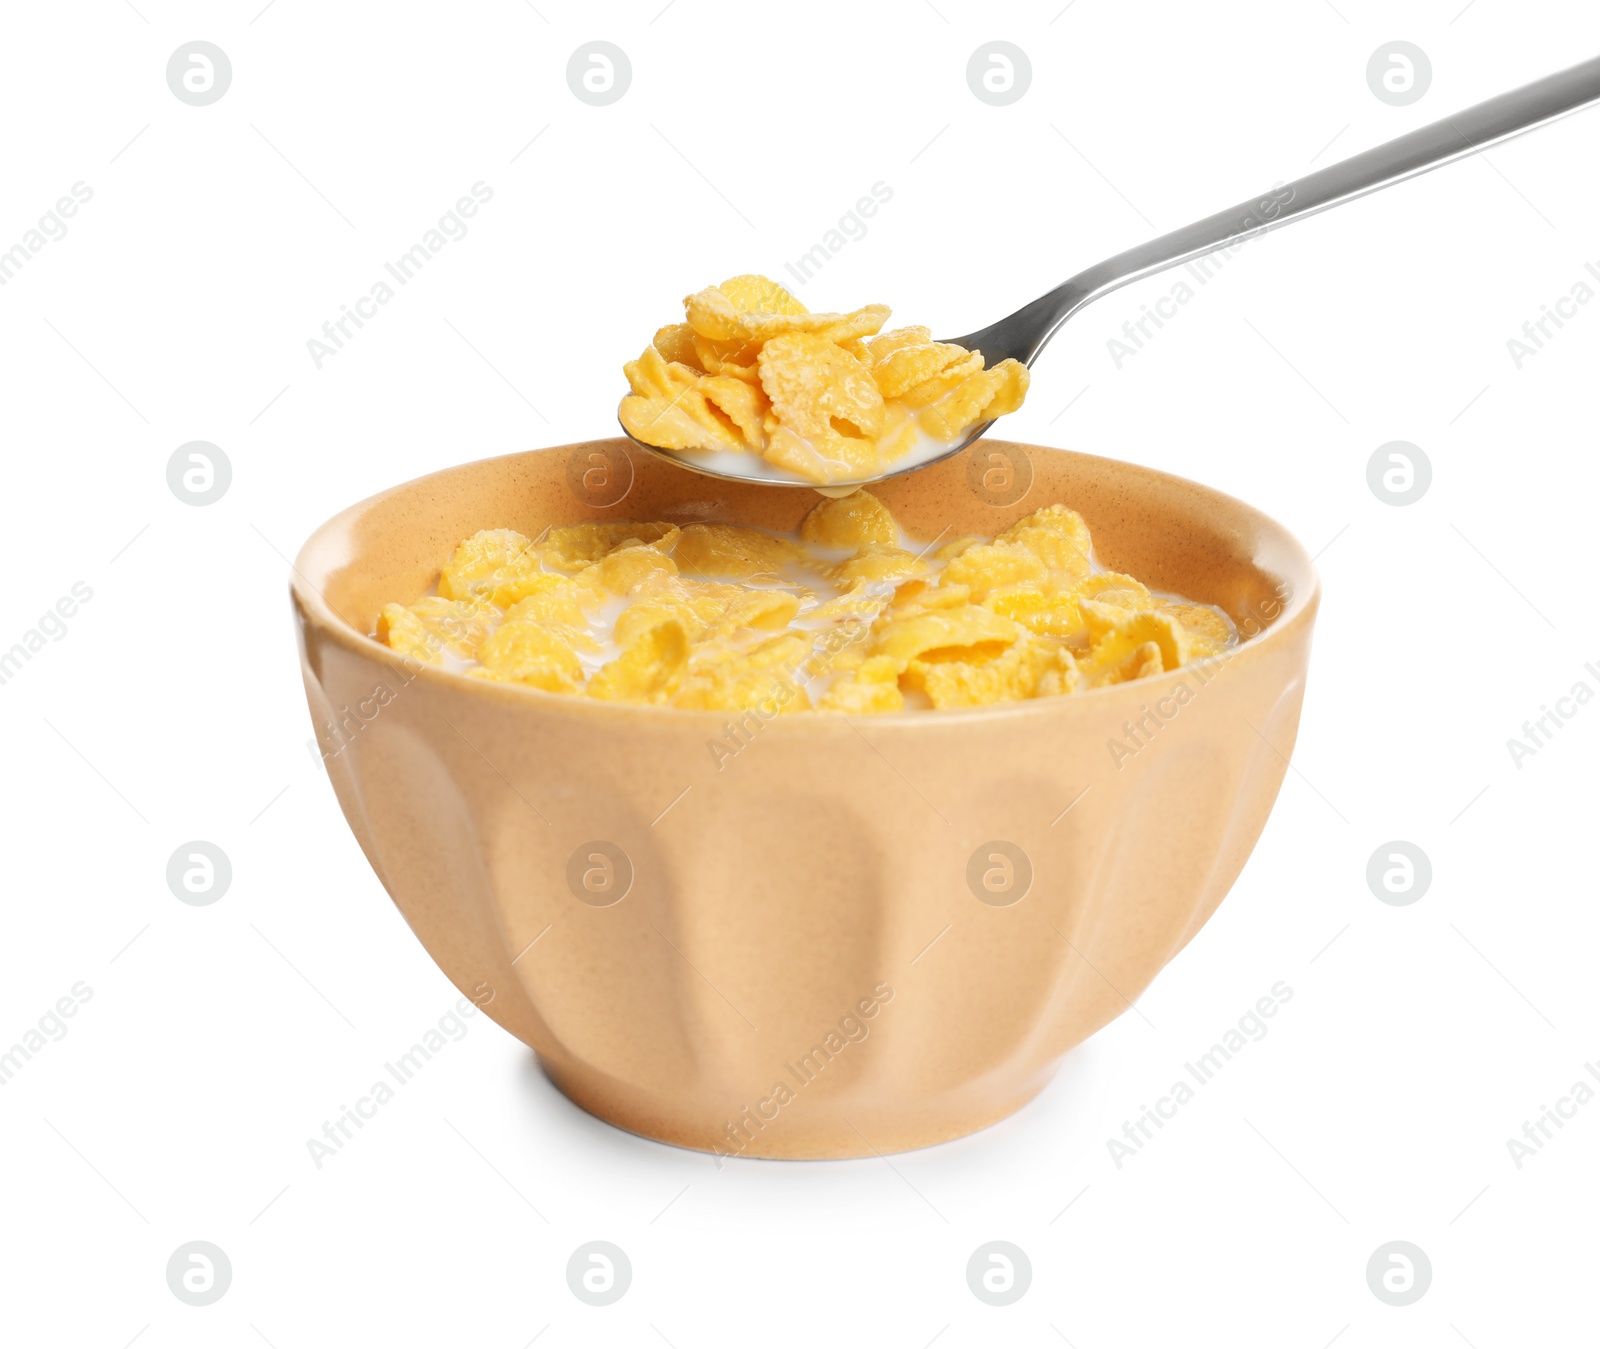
[539,1055,1058,1160]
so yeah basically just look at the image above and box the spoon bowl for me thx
[616,405,995,496]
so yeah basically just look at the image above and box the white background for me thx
[2,1,1597,1344]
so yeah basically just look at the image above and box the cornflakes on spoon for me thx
[618,274,1029,487]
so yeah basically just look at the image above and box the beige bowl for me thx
[291,439,1318,1159]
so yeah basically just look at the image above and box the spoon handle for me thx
[975,54,1600,364]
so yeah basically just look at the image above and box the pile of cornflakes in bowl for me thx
[377,489,1235,714]
[618,275,1030,485]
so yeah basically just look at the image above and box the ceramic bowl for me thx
[291,439,1318,1159]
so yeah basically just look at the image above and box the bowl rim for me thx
[291,439,1320,730]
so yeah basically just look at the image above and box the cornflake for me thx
[377,490,1245,714]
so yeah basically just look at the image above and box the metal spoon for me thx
[621,53,1600,492]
